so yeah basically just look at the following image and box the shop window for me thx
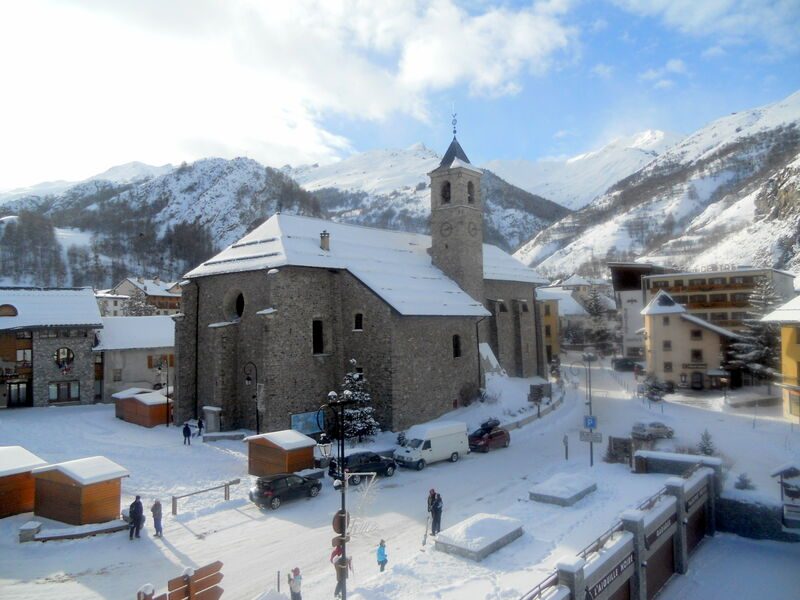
[49,381,80,403]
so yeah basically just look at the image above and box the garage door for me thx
[686,504,706,554]
[608,578,632,600]
[646,537,675,599]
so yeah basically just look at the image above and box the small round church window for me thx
[223,289,245,321]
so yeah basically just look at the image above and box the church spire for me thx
[438,110,472,168]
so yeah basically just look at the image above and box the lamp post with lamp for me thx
[243,361,260,434]
[317,390,357,600]
[156,356,170,427]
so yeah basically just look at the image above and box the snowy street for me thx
[1,356,799,599]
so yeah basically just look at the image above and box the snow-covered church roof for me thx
[185,214,547,317]
[0,287,102,331]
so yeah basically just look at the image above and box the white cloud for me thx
[553,129,574,139]
[591,17,609,32]
[0,0,578,187]
[702,45,727,58]
[591,63,614,79]
[639,58,688,87]
[612,0,800,52]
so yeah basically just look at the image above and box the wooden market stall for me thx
[112,388,172,428]
[0,446,48,518]
[245,430,316,477]
[32,456,129,525]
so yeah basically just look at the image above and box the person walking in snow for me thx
[431,493,443,536]
[196,417,204,438]
[376,539,388,572]
[151,499,163,538]
[333,555,352,598]
[182,422,191,445]
[129,495,144,540]
[287,566,302,600]
[427,488,436,514]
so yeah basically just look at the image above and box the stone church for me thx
[174,137,549,432]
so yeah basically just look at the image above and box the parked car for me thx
[468,419,510,452]
[394,421,469,470]
[632,421,674,440]
[612,357,637,372]
[328,451,396,484]
[249,473,322,510]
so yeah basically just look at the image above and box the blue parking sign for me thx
[584,415,597,429]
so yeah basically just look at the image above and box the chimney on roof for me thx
[137,277,143,283]
[320,230,330,251]
[153,276,160,284]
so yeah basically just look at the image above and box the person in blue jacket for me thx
[376,539,388,572]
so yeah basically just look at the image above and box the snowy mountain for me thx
[285,143,569,250]
[0,161,174,206]
[515,90,800,278]
[484,130,682,210]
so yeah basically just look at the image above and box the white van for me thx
[394,421,469,470]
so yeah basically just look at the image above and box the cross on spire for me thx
[452,112,457,137]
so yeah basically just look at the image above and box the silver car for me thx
[632,421,674,440]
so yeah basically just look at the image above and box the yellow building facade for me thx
[763,296,800,420]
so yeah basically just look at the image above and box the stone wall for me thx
[483,280,542,379]
[716,496,799,543]
[32,329,95,406]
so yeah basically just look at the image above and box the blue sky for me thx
[0,1,798,188]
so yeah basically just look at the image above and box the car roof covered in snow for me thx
[0,287,102,330]
[94,316,175,351]
[244,429,317,450]
[185,214,545,316]
[405,420,467,440]
[0,446,48,477]
[33,456,129,485]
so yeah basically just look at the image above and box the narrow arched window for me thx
[452,334,462,358]
[354,313,363,331]
[441,181,451,204]
[467,181,475,203]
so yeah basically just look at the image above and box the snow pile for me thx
[0,446,47,477]
[530,473,596,498]
[436,513,523,552]
[111,387,152,400]
[132,392,170,406]
[94,316,175,351]
[33,456,129,485]
[244,430,316,451]
[251,591,289,600]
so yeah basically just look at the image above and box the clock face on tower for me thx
[468,221,478,237]
[440,221,453,237]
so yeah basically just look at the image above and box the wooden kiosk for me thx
[245,430,316,476]
[0,446,48,518]
[32,456,129,525]
[112,388,172,428]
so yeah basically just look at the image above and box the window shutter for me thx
[169,354,175,367]
[147,355,153,369]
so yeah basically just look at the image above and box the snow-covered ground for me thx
[1,356,798,599]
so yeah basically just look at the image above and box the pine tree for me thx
[585,286,609,348]
[697,429,716,456]
[123,288,158,316]
[729,278,782,389]
[338,359,380,442]
[734,473,755,490]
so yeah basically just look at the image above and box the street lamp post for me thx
[243,361,259,434]
[318,390,356,600]
[157,355,170,427]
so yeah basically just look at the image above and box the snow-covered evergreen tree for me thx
[339,359,380,441]
[729,278,782,388]
[585,286,609,347]
[697,429,716,456]
[123,288,158,316]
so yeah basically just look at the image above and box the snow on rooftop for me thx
[0,446,47,477]
[111,387,152,399]
[770,463,800,478]
[244,429,317,450]
[641,290,685,316]
[536,287,588,316]
[448,157,483,174]
[0,287,102,330]
[680,313,740,339]
[132,391,171,406]
[33,456,129,485]
[763,294,800,324]
[483,245,549,284]
[187,214,518,316]
[93,316,174,351]
[561,274,592,286]
[122,278,180,297]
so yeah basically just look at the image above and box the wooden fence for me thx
[137,560,223,600]
[172,479,240,516]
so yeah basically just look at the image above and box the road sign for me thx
[580,430,603,443]
[584,415,598,429]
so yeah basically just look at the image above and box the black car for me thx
[328,451,396,484]
[612,357,637,371]
[249,473,322,510]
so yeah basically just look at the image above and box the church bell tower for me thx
[429,122,484,303]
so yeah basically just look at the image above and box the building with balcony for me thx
[642,267,795,331]
[109,277,181,315]
[641,290,740,390]
[763,295,800,421]
[609,262,677,358]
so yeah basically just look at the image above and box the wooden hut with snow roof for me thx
[32,456,129,525]
[112,387,172,428]
[245,430,317,476]
[0,446,48,518]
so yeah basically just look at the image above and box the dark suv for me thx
[328,451,396,484]
[249,473,322,510]
[612,357,637,371]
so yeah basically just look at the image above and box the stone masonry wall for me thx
[32,330,95,406]
[483,280,541,379]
